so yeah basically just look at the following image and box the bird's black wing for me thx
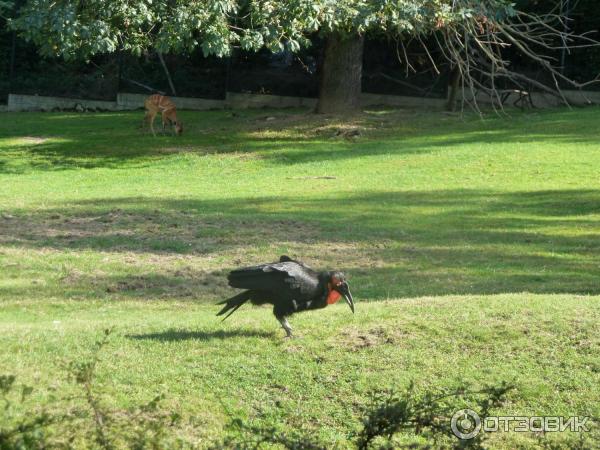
[227,259,320,299]
[278,255,314,270]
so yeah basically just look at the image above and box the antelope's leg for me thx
[169,111,178,135]
[161,111,168,134]
[171,112,179,135]
[149,111,157,137]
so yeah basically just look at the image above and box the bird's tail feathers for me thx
[216,291,251,321]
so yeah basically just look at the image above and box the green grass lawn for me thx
[0,107,599,448]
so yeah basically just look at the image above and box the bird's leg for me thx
[277,316,293,338]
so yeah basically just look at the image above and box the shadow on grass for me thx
[0,110,253,173]
[1,188,599,299]
[1,108,600,172]
[128,328,275,341]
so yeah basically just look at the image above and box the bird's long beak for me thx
[340,284,355,313]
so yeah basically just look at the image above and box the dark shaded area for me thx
[229,47,321,98]
[0,43,228,101]
[0,35,448,102]
[120,52,227,99]
[362,36,450,98]
[128,328,275,341]
[514,0,600,88]
[1,33,450,102]
[0,36,121,101]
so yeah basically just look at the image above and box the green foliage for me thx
[0,375,53,449]
[219,382,515,449]
[356,382,513,449]
[10,0,516,59]
[0,1,12,19]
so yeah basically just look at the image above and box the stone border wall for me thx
[463,89,600,109]
[116,93,225,110]
[7,94,117,112]
[4,89,599,112]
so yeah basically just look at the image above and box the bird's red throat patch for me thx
[327,283,342,304]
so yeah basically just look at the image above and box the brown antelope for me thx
[143,94,183,136]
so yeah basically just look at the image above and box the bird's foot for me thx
[278,317,293,338]
[284,332,302,339]
[283,327,303,339]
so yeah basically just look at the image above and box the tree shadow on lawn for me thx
[1,108,599,172]
[0,110,254,173]
[128,328,276,342]
[1,188,599,299]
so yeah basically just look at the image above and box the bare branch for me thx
[434,7,600,113]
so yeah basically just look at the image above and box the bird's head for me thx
[326,271,354,313]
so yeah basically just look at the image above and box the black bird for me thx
[216,256,355,337]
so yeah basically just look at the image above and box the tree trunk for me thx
[316,32,365,114]
[446,67,461,112]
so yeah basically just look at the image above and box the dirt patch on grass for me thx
[57,266,231,299]
[156,146,199,154]
[0,207,333,256]
[343,326,398,351]
[313,123,369,139]
[242,110,397,141]
[59,268,97,284]
[0,201,391,301]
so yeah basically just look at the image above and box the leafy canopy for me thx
[11,0,516,59]
[0,0,13,19]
